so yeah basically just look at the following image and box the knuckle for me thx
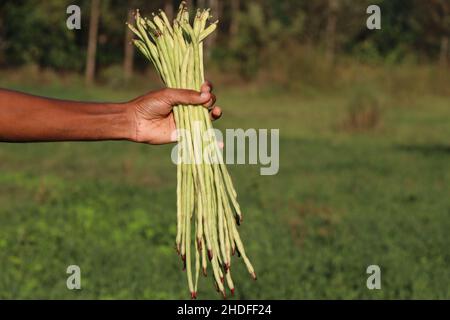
[161,88,171,97]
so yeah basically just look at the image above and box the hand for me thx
[128,81,222,144]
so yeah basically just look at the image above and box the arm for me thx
[0,88,133,142]
[0,82,221,144]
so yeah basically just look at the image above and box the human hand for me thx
[128,81,222,144]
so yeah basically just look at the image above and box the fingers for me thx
[201,81,221,120]
[210,106,222,121]
[200,81,216,109]
[162,81,220,121]
[163,88,211,106]
[164,81,216,109]
[201,81,213,93]
[204,93,216,109]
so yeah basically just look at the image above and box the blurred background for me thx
[0,0,449,299]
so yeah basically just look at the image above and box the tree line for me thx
[0,0,449,83]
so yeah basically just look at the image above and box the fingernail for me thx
[200,92,210,100]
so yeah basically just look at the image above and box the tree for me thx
[85,0,101,85]
[325,0,339,64]
[429,0,450,67]
[123,5,134,81]
[0,0,84,70]
[440,36,449,67]
[229,0,240,38]
[204,0,220,59]
[409,0,450,66]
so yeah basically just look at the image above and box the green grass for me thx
[0,80,449,299]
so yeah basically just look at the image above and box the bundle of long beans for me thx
[128,2,255,299]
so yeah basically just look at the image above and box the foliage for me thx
[1,0,449,77]
[0,0,86,70]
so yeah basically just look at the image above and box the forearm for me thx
[0,88,134,142]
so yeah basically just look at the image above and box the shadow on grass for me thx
[396,144,450,156]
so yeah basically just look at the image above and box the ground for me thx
[0,79,449,299]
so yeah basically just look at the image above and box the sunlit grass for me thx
[0,75,449,298]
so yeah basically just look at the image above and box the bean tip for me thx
[251,272,257,281]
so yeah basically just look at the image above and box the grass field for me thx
[0,78,449,299]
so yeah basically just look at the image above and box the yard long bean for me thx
[129,1,255,299]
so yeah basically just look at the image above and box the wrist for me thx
[101,102,136,142]
[122,101,138,142]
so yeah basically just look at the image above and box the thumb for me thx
[163,88,211,106]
